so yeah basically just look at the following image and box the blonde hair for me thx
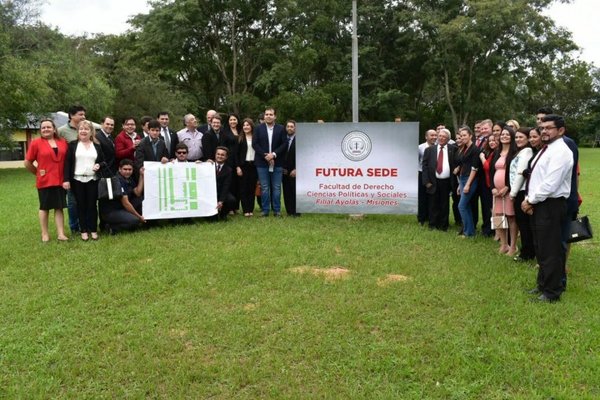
[506,119,520,131]
[78,120,99,144]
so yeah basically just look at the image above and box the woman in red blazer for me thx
[24,119,69,242]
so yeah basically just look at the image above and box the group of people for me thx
[418,108,579,303]
[25,105,299,240]
[25,103,579,302]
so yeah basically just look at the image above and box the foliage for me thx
[0,0,115,140]
[1,149,599,397]
[2,0,599,141]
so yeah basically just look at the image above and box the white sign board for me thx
[296,122,418,214]
[143,162,218,219]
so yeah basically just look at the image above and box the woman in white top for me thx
[236,118,258,216]
[509,127,535,262]
[63,120,106,241]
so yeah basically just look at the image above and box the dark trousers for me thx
[282,173,297,215]
[71,179,98,233]
[218,193,237,220]
[532,197,567,299]
[417,171,429,224]
[102,196,143,233]
[428,178,451,231]
[480,183,493,236]
[514,191,535,260]
[239,162,258,213]
[66,189,79,232]
[451,190,461,227]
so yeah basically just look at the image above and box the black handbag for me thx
[567,215,593,243]
[97,165,122,200]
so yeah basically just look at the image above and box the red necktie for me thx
[436,146,444,174]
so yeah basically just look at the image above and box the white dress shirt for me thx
[527,137,573,204]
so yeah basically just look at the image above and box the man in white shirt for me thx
[177,114,203,162]
[521,114,574,303]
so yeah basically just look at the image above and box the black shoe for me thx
[530,294,559,303]
[273,213,282,217]
[525,287,541,295]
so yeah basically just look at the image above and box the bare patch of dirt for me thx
[377,274,410,286]
[243,303,257,311]
[168,328,188,338]
[290,266,350,281]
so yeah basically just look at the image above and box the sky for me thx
[39,0,600,67]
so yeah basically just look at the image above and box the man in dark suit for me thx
[96,116,117,176]
[199,109,217,134]
[201,114,235,162]
[421,129,457,231]
[214,146,236,220]
[157,111,179,159]
[253,107,288,217]
[282,119,299,217]
[134,119,169,169]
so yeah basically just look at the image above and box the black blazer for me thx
[64,140,106,182]
[252,123,288,167]
[160,128,179,159]
[96,129,117,176]
[135,136,169,169]
[215,163,232,203]
[201,130,236,162]
[236,136,253,168]
[283,136,296,173]
[421,143,457,194]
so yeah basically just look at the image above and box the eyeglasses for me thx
[176,151,187,155]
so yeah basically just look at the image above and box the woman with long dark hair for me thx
[236,118,258,216]
[490,126,518,255]
[455,126,481,237]
[24,119,69,242]
[510,127,535,262]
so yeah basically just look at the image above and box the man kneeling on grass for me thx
[99,159,145,234]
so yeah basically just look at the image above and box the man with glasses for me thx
[536,107,580,288]
[173,143,190,163]
[521,114,573,303]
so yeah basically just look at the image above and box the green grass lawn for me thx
[1,149,599,399]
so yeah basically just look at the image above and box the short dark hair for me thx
[119,159,134,168]
[286,119,296,126]
[101,116,114,123]
[140,116,153,126]
[157,111,169,118]
[67,105,86,119]
[216,146,229,156]
[175,142,188,152]
[211,114,222,122]
[123,116,136,124]
[148,119,161,130]
[265,107,276,115]
[536,106,554,115]
[541,114,565,129]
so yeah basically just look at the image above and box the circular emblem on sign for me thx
[341,131,372,161]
